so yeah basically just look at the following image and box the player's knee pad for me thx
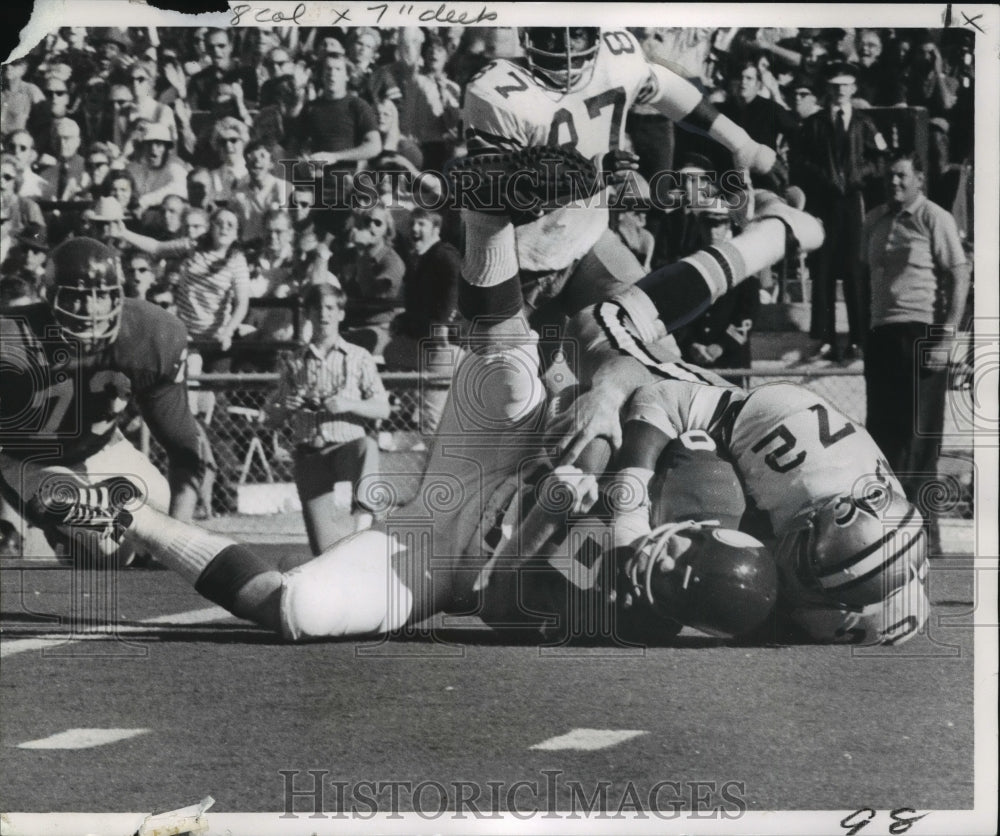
[280,529,414,641]
[450,338,546,428]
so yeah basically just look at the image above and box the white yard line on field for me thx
[0,605,239,658]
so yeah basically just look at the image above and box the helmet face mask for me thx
[520,27,600,93]
[47,238,124,354]
[619,521,778,639]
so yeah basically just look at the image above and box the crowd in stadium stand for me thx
[0,26,976,521]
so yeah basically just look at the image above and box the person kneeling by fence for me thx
[263,284,390,552]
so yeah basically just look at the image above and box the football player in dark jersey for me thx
[0,237,204,561]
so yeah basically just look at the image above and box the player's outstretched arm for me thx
[644,62,776,175]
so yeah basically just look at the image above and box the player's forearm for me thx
[648,64,754,159]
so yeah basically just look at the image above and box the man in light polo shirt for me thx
[860,150,970,555]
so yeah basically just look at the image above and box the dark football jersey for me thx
[0,299,202,481]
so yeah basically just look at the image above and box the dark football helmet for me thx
[519,27,601,93]
[619,520,778,638]
[778,486,928,609]
[47,237,124,352]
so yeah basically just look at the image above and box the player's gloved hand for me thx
[600,149,641,186]
[733,140,776,176]
[29,475,141,541]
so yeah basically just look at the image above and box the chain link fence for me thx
[139,367,972,522]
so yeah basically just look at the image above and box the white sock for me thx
[125,505,236,586]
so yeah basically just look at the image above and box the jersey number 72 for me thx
[750,404,857,474]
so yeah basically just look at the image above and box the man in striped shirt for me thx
[264,283,390,553]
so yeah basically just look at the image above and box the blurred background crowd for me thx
[0,25,977,520]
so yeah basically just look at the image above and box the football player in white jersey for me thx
[608,379,930,646]
[458,27,787,459]
[52,186,823,644]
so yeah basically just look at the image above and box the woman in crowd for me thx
[110,206,252,370]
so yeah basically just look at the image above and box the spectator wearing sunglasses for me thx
[0,155,45,261]
[208,117,250,203]
[342,205,405,359]
[127,60,176,132]
[78,141,119,199]
[2,131,50,200]
[26,76,77,159]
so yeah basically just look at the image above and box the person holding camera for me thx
[264,284,390,553]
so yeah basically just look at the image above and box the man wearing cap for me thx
[92,27,133,80]
[788,73,822,125]
[126,121,190,213]
[790,60,886,361]
[1,222,49,291]
[82,196,127,248]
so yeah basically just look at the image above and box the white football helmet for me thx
[778,486,928,611]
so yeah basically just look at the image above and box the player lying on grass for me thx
[34,185,823,643]
[604,379,930,646]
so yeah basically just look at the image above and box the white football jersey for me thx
[625,380,903,534]
[463,30,658,272]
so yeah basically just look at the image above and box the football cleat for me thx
[619,520,778,638]
[519,27,601,93]
[29,475,141,538]
[47,237,125,353]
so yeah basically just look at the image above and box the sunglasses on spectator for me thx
[112,99,132,106]
[87,158,110,168]
[269,57,291,66]
[361,216,386,229]
[794,90,814,97]
[45,89,69,98]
